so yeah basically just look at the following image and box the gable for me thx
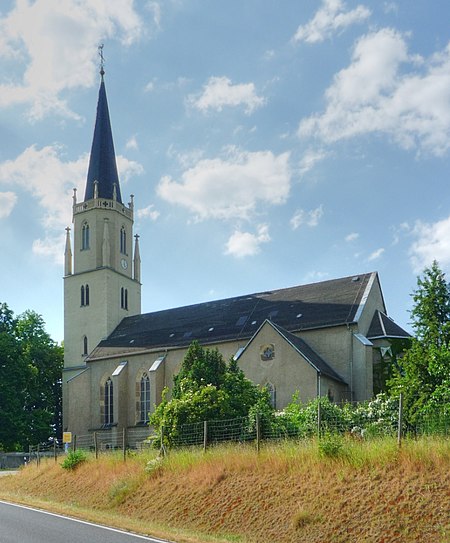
[237,320,347,384]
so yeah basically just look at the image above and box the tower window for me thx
[120,226,126,254]
[81,284,90,306]
[139,373,150,423]
[103,377,114,425]
[83,335,88,356]
[121,287,128,310]
[81,223,90,250]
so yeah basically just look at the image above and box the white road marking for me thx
[0,500,171,542]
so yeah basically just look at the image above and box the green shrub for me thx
[318,434,344,458]
[61,449,87,470]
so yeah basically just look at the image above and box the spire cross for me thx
[98,44,105,77]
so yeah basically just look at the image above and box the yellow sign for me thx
[63,432,72,444]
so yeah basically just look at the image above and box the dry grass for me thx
[0,437,449,543]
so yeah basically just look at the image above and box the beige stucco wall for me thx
[66,368,91,437]
[237,323,319,408]
[298,325,352,385]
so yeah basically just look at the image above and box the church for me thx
[63,72,410,444]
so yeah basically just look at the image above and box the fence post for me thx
[94,432,98,459]
[54,440,57,463]
[317,400,322,438]
[37,444,40,468]
[73,435,77,452]
[256,413,261,454]
[397,393,403,447]
[123,427,127,462]
[203,421,208,453]
[160,425,166,458]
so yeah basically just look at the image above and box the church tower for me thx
[62,67,141,429]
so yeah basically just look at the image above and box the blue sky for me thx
[1,0,449,343]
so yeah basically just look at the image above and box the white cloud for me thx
[32,235,66,265]
[0,145,87,230]
[409,217,450,273]
[225,224,270,258]
[293,0,371,44]
[0,0,144,120]
[345,232,359,242]
[299,148,328,176]
[0,191,17,218]
[0,144,143,261]
[367,247,385,261]
[166,145,205,169]
[383,2,398,14]
[188,76,266,115]
[290,205,323,230]
[125,135,138,150]
[144,80,155,93]
[303,270,329,283]
[157,148,290,221]
[136,204,160,221]
[116,156,144,183]
[146,1,162,29]
[299,29,450,156]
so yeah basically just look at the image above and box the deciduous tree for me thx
[150,341,271,445]
[389,261,450,419]
[0,303,62,451]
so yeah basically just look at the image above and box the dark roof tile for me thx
[94,273,376,355]
[367,310,411,339]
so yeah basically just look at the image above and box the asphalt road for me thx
[0,500,170,543]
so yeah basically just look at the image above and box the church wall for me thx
[67,369,91,437]
[237,324,319,408]
[351,339,374,402]
[319,375,348,404]
[297,325,352,385]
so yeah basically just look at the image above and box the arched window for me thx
[81,223,90,250]
[81,285,90,306]
[83,335,88,356]
[120,226,126,254]
[121,287,128,310]
[139,373,150,423]
[102,377,114,425]
[265,382,276,409]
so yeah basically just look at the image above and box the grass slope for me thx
[0,438,449,543]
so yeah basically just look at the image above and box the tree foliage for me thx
[388,261,450,419]
[150,341,271,445]
[0,303,63,451]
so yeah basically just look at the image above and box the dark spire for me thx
[84,65,122,203]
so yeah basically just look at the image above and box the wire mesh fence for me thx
[26,397,449,464]
[162,397,449,451]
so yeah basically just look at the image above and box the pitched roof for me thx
[264,321,346,383]
[84,77,122,203]
[367,310,411,340]
[91,272,377,357]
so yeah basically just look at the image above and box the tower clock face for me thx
[121,258,128,270]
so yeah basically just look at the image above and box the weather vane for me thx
[98,44,105,77]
